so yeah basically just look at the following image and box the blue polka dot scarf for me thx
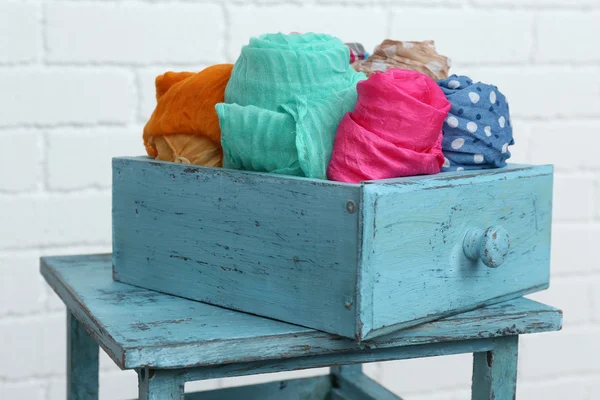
[437,75,513,171]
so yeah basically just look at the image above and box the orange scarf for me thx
[143,64,234,167]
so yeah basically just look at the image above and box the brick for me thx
[411,391,470,400]
[552,174,596,222]
[317,0,462,4]
[46,3,224,64]
[458,67,600,118]
[46,287,66,312]
[517,378,589,400]
[529,122,600,170]
[0,317,41,378]
[47,378,65,400]
[520,328,600,379]
[589,377,600,399]
[595,176,600,219]
[0,254,45,315]
[137,66,207,123]
[0,68,135,126]
[100,347,122,372]
[0,314,64,379]
[47,128,144,190]
[550,224,600,275]
[0,131,41,191]
[99,371,140,400]
[39,245,112,258]
[362,362,380,382]
[391,10,533,64]
[527,278,592,326]
[590,278,600,323]
[0,381,45,400]
[473,0,599,6]
[0,2,41,63]
[0,192,112,249]
[377,354,472,394]
[536,11,600,62]
[227,6,387,60]
[40,313,67,376]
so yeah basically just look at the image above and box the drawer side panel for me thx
[112,157,361,338]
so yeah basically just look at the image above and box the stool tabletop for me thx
[41,254,562,370]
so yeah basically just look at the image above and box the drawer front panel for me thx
[361,166,553,339]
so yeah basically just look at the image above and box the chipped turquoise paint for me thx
[184,375,332,400]
[42,255,561,400]
[472,336,520,400]
[112,157,553,340]
[138,368,184,400]
[67,313,99,400]
[360,164,553,339]
[112,157,361,339]
[463,226,511,268]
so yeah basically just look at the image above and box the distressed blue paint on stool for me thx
[67,313,99,400]
[41,255,561,400]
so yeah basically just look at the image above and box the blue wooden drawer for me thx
[112,157,552,341]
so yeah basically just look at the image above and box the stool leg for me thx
[138,368,185,400]
[331,364,363,377]
[471,336,519,400]
[67,312,99,400]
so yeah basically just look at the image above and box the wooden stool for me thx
[41,255,562,400]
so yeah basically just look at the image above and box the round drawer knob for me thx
[463,226,510,268]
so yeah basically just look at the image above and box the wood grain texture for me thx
[113,157,361,338]
[131,375,395,400]
[138,368,184,400]
[41,254,562,371]
[331,365,363,376]
[182,339,496,382]
[472,336,519,400]
[359,164,553,339]
[184,375,331,400]
[67,312,99,400]
[113,158,553,340]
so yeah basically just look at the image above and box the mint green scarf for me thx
[216,33,365,179]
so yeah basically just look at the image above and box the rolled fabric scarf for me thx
[345,42,369,63]
[216,32,365,179]
[438,75,514,171]
[327,69,451,183]
[353,39,450,81]
[143,64,233,167]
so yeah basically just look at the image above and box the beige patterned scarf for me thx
[353,39,450,81]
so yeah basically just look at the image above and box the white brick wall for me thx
[1,0,598,398]
[0,2,41,64]
[390,10,535,64]
[46,3,225,65]
[0,68,137,126]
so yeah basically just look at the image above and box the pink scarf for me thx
[327,69,451,183]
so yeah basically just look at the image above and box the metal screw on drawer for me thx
[463,226,510,268]
[346,201,356,214]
